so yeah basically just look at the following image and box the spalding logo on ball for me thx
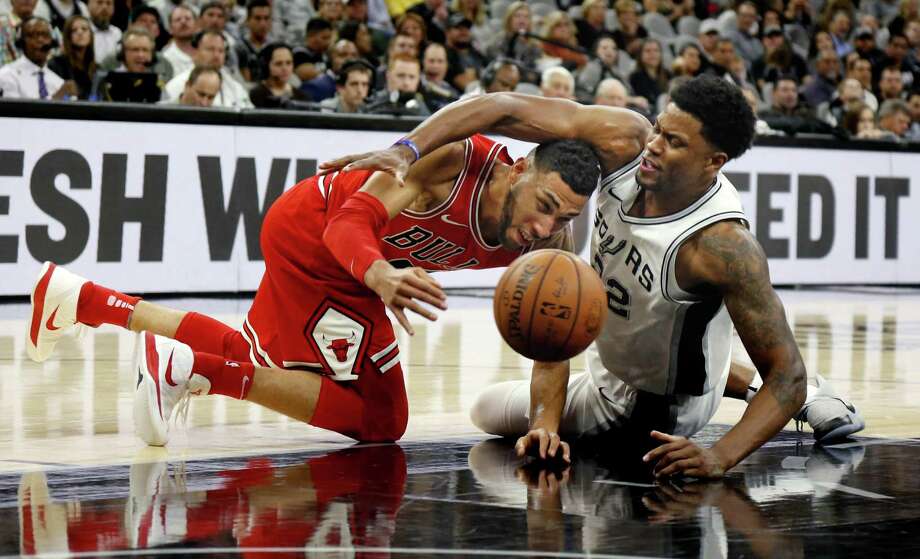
[494,249,606,361]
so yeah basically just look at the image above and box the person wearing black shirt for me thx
[250,43,312,108]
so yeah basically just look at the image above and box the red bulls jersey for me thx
[320,133,524,272]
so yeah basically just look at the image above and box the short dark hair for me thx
[200,1,225,15]
[531,140,601,197]
[670,75,755,160]
[306,17,332,35]
[246,0,271,16]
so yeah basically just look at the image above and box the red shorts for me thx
[233,178,407,441]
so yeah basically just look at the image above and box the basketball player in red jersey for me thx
[26,135,601,445]
[322,78,865,479]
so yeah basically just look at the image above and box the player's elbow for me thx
[788,362,808,412]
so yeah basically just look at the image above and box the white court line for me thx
[811,482,894,500]
[593,479,657,488]
[0,546,665,559]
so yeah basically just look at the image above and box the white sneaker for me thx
[27,261,89,362]
[795,374,865,443]
[133,332,210,446]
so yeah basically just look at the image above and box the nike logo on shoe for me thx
[164,351,177,387]
[440,214,467,227]
[46,307,61,331]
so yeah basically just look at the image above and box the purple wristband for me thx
[393,138,421,162]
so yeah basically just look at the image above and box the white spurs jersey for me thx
[588,157,748,397]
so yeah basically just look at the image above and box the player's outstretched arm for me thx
[320,93,651,182]
[516,360,572,464]
[644,222,807,478]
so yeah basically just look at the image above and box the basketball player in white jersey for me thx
[322,75,865,479]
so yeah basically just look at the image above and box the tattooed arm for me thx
[644,221,807,478]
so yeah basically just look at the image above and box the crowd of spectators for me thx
[2,0,920,142]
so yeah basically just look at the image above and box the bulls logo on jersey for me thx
[304,300,373,381]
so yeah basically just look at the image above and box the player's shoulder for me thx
[677,219,768,293]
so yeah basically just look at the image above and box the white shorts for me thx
[470,343,730,439]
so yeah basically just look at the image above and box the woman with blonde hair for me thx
[486,1,542,82]
[539,10,589,70]
[575,0,608,51]
[48,14,98,99]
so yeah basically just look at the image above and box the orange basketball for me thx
[493,249,606,362]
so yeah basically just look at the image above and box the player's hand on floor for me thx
[365,261,447,335]
[319,146,414,186]
[515,428,571,464]
[643,430,726,479]
[642,480,727,523]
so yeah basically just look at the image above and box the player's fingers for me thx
[515,436,530,457]
[652,446,697,474]
[398,285,448,309]
[537,430,551,459]
[402,276,447,305]
[656,457,700,478]
[643,440,688,463]
[390,306,414,336]
[319,153,365,171]
[560,441,571,463]
[546,432,561,459]
[397,297,438,322]
[650,430,683,443]
[410,268,446,292]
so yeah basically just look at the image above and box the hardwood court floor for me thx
[0,287,919,557]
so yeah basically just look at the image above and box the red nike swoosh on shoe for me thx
[30,262,57,345]
[164,350,177,387]
[45,307,61,331]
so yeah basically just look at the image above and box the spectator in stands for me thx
[784,0,815,31]
[146,0,184,32]
[317,0,345,25]
[816,77,864,127]
[611,0,647,58]
[175,65,222,106]
[35,0,88,31]
[87,0,118,64]
[375,31,417,89]
[200,2,240,75]
[828,10,854,57]
[841,102,884,138]
[294,17,333,81]
[672,43,704,77]
[99,27,162,102]
[272,0,315,47]
[48,15,98,99]
[803,48,841,108]
[162,6,197,77]
[343,0,391,57]
[539,65,575,100]
[339,20,378,67]
[878,98,912,138]
[450,0,488,49]
[320,57,371,112]
[852,26,885,68]
[741,85,779,135]
[752,26,809,90]
[877,33,919,91]
[406,0,447,45]
[576,34,630,102]
[760,76,818,133]
[730,1,764,68]
[862,0,898,28]
[420,42,457,110]
[629,38,670,108]
[127,5,168,52]
[906,90,920,140]
[0,0,38,66]
[444,13,486,91]
[0,16,76,98]
[539,11,589,71]
[395,12,427,51]
[236,0,274,83]
[363,53,429,115]
[460,57,520,98]
[574,0,608,52]
[705,37,736,82]
[485,2,541,84]
[878,65,906,100]
[302,38,358,101]
[594,77,628,107]
[887,0,918,37]
[249,43,311,107]
[846,56,879,109]
[165,30,253,108]
[697,19,720,65]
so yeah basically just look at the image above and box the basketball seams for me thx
[525,252,558,360]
